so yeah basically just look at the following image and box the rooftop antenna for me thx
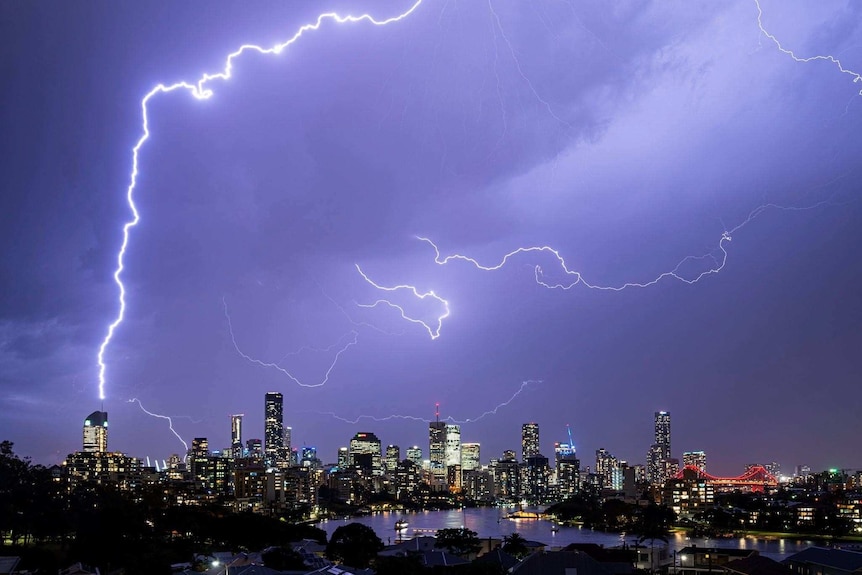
[435,402,440,423]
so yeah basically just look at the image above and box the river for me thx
[316,507,823,560]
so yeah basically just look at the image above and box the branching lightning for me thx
[96,1,424,400]
[129,398,190,455]
[316,379,539,424]
[354,264,450,340]
[417,198,840,294]
[754,0,862,95]
[223,299,358,388]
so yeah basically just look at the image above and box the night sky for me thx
[2,1,861,474]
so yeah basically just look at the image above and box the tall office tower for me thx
[595,448,619,488]
[385,445,400,472]
[349,432,383,475]
[83,410,108,453]
[406,446,422,467]
[461,442,480,471]
[429,404,446,484]
[683,450,707,472]
[654,411,671,459]
[337,447,349,468]
[647,443,664,484]
[190,437,209,477]
[282,426,293,464]
[246,438,262,460]
[445,424,461,467]
[230,414,244,458]
[264,392,284,466]
[765,462,780,478]
[522,423,540,460]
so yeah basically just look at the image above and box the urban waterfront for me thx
[317,508,820,560]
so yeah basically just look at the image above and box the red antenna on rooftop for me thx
[435,402,440,423]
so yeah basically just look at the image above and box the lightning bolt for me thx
[316,379,538,424]
[223,299,358,388]
[355,264,450,339]
[129,398,190,455]
[96,1,424,400]
[755,0,862,94]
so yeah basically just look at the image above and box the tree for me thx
[326,523,384,568]
[634,504,675,574]
[435,527,481,557]
[502,532,529,559]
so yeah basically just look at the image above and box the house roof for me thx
[678,547,757,558]
[0,558,21,575]
[513,551,613,575]
[725,555,794,575]
[420,550,470,567]
[378,536,439,556]
[473,548,520,571]
[783,547,862,573]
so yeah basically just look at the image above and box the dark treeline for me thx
[0,441,325,574]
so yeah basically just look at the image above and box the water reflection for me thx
[316,509,818,560]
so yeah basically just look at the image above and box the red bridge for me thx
[673,464,778,492]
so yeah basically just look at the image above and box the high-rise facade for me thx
[654,411,671,459]
[522,423,540,460]
[349,432,382,475]
[230,414,244,458]
[406,445,422,467]
[429,405,446,485]
[385,445,400,472]
[445,424,461,467]
[647,411,672,485]
[83,410,108,453]
[264,392,284,467]
[461,442,480,471]
[683,450,706,472]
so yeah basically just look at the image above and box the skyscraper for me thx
[406,446,422,467]
[648,411,672,485]
[461,442,480,471]
[230,414,244,459]
[683,450,706,472]
[83,410,108,453]
[445,424,461,467]
[264,392,283,467]
[522,423,540,460]
[385,445,400,472]
[349,432,382,475]
[429,404,446,485]
[655,411,671,459]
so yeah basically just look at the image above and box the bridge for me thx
[673,464,778,492]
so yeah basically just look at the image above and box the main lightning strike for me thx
[223,300,358,388]
[355,265,450,339]
[754,0,862,94]
[317,379,538,424]
[96,1,424,400]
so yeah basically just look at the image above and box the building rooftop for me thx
[725,555,794,575]
[783,547,862,573]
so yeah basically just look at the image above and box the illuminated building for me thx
[522,423,540,460]
[406,445,422,467]
[655,411,671,458]
[445,424,461,467]
[282,426,293,466]
[301,446,320,469]
[337,446,349,468]
[461,442,480,471]
[447,464,462,490]
[555,442,580,499]
[429,406,446,485]
[462,469,492,501]
[83,410,108,453]
[246,438,262,460]
[385,444,400,472]
[264,392,283,467]
[231,414,244,459]
[595,448,622,490]
[648,411,672,485]
[664,466,714,519]
[63,451,143,490]
[349,432,382,475]
[683,451,707,472]
[393,459,422,498]
[491,450,521,500]
[523,454,551,503]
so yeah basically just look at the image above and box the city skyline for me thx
[2,1,862,472]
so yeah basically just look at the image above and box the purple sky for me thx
[2,0,861,475]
